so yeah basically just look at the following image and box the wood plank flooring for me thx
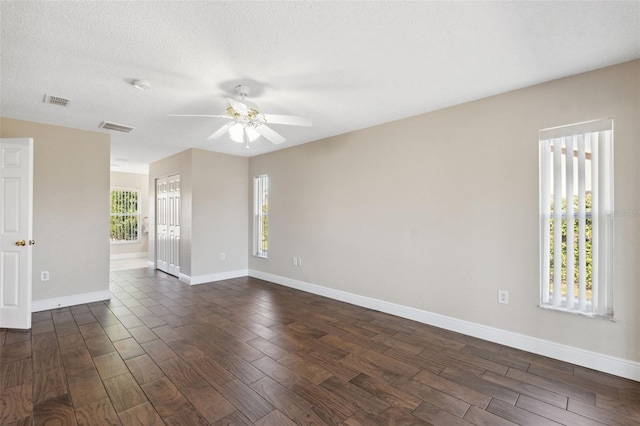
[1,269,638,425]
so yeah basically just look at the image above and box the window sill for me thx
[110,240,141,245]
[538,304,615,322]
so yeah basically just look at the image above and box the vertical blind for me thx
[110,188,140,243]
[254,175,268,258]
[539,119,613,316]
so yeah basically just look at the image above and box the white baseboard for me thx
[110,252,148,260]
[179,269,248,286]
[147,260,155,268]
[32,290,111,313]
[249,270,640,382]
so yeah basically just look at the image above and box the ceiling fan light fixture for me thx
[226,106,240,118]
[246,126,260,142]
[229,123,244,143]
[229,123,260,144]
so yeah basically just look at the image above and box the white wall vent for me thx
[100,121,135,133]
[43,94,70,107]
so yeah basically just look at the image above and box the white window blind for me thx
[253,175,268,258]
[110,188,141,244]
[539,119,613,317]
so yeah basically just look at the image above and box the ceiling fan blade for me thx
[227,98,248,114]
[168,114,230,118]
[255,125,286,145]
[207,123,232,140]
[263,114,312,127]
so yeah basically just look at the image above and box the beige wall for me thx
[110,171,149,257]
[190,149,248,277]
[1,61,636,372]
[1,118,110,301]
[149,149,248,279]
[249,60,640,363]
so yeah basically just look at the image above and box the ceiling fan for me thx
[170,85,312,148]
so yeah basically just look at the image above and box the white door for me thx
[0,138,33,329]
[155,174,180,276]
[167,175,180,277]
[156,178,168,273]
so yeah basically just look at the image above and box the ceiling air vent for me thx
[99,121,135,133]
[43,94,71,107]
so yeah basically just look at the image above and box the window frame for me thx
[538,119,614,319]
[110,187,141,244]
[253,175,268,258]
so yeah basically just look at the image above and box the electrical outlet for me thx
[41,271,49,281]
[220,253,226,261]
[498,290,509,304]
[292,257,298,266]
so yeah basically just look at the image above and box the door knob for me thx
[29,240,36,245]
[15,240,26,246]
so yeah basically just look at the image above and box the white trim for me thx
[110,252,148,260]
[248,270,640,381]
[539,118,613,140]
[31,290,111,313]
[147,260,155,268]
[179,269,249,286]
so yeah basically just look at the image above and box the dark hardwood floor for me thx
[1,269,638,425]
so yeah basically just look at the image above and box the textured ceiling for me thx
[1,1,639,174]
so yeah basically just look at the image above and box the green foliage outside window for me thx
[110,189,140,242]
[254,175,268,257]
[549,192,592,299]
[260,202,268,254]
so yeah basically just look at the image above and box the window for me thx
[253,175,268,258]
[539,119,613,317]
[110,188,141,244]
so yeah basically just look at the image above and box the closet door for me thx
[155,174,180,276]
[155,178,168,273]
[167,174,180,277]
